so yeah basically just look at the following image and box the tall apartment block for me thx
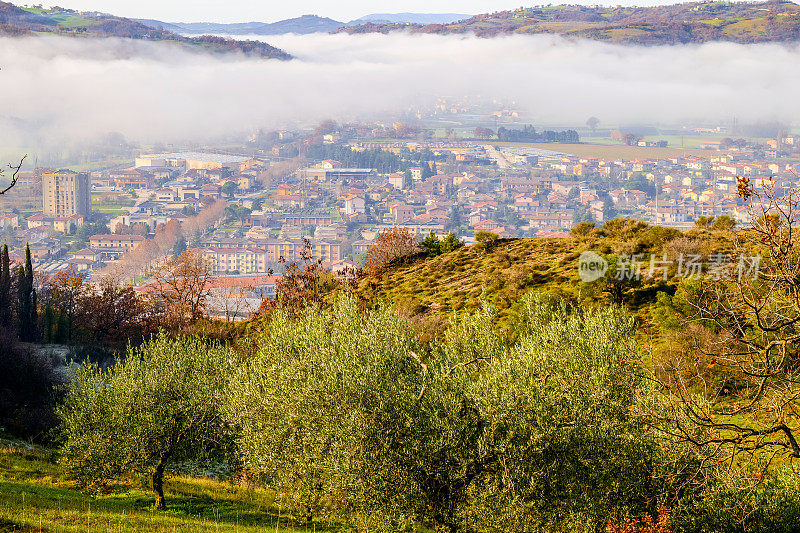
[42,170,91,217]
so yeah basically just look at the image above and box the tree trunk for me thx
[152,454,168,510]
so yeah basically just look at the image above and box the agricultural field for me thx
[494,141,721,159]
[91,192,136,216]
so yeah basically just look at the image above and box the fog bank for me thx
[0,32,798,146]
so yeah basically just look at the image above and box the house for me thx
[473,219,505,233]
[316,160,342,169]
[387,172,410,190]
[89,234,146,260]
[68,248,101,271]
[201,184,222,199]
[25,213,50,229]
[111,169,155,190]
[343,195,366,216]
[389,204,414,224]
[53,214,85,234]
[0,214,19,229]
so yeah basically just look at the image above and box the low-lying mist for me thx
[1,31,799,148]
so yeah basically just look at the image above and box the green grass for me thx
[94,208,129,216]
[50,15,98,28]
[0,443,329,532]
[72,157,134,173]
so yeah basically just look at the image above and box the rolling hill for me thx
[139,15,345,35]
[352,221,735,333]
[137,13,472,36]
[349,13,472,25]
[339,0,800,44]
[0,2,291,59]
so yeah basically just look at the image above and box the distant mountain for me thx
[139,15,344,35]
[339,0,800,44]
[0,2,291,59]
[349,13,470,25]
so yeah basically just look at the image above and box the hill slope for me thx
[140,15,344,35]
[355,222,734,331]
[0,2,291,59]
[339,0,800,44]
[349,13,471,25]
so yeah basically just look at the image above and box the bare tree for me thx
[0,156,27,196]
[149,250,213,328]
[364,227,420,274]
[651,176,800,481]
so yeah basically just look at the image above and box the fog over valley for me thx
[0,32,799,147]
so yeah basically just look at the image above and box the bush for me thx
[475,231,499,252]
[58,333,235,509]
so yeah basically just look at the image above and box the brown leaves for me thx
[364,227,420,275]
[736,176,752,201]
[606,507,671,533]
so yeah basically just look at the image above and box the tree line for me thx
[473,125,580,143]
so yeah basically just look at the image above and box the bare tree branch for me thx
[0,155,27,196]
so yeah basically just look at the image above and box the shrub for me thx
[475,231,499,252]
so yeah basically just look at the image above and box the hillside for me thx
[339,0,800,44]
[138,13,471,36]
[349,13,471,25]
[141,15,345,35]
[354,221,734,331]
[0,2,291,59]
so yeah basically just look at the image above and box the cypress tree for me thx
[421,160,433,180]
[42,305,55,343]
[17,264,29,340]
[17,244,36,342]
[0,244,10,329]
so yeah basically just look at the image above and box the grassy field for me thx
[0,442,322,533]
[494,141,721,160]
[71,157,134,173]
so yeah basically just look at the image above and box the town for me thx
[1,116,796,318]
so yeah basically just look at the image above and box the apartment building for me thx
[42,170,91,217]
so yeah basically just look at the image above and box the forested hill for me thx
[0,2,291,59]
[339,0,800,44]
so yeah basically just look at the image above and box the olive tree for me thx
[59,333,234,509]
[226,293,660,532]
[468,294,659,531]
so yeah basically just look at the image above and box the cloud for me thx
[0,32,798,148]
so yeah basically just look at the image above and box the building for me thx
[52,214,85,234]
[297,168,376,182]
[42,170,91,217]
[0,214,19,229]
[111,169,155,190]
[135,152,258,172]
[89,234,146,260]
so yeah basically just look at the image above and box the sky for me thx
[37,0,691,23]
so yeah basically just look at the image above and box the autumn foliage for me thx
[364,227,420,274]
[606,508,671,533]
